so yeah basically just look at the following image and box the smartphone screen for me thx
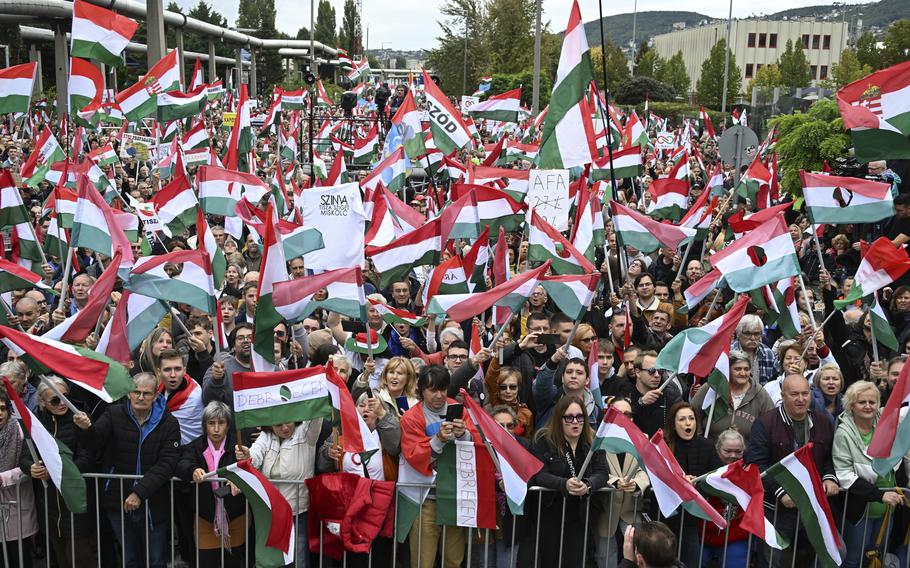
[445,403,464,422]
[396,396,410,414]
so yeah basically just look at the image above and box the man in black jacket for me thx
[630,350,681,437]
[745,374,839,568]
[75,373,181,568]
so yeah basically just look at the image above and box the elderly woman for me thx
[691,351,774,442]
[698,430,751,568]
[352,356,419,418]
[22,378,95,568]
[833,381,910,568]
[0,391,38,568]
[176,402,247,567]
[236,413,333,567]
[0,360,35,413]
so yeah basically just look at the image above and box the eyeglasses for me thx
[274,330,287,338]
[638,367,661,375]
[447,354,468,361]
[498,422,516,431]
[130,391,155,399]
[562,414,585,423]
[499,384,519,391]
[579,336,596,343]
[47,397,65,407]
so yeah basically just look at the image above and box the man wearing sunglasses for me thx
[630,350,681,437]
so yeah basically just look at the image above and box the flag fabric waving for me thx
[710,215,800,293]
[869,358,910,475]
[232,367,333,429]
[836,60,910,162]
[800,170,894,224]
[70,0,138,66]
[834,237,910,308]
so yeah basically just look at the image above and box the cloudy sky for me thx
[174,0,868,51]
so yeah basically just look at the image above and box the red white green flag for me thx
[421,68,474,155]
[0,62,37,115]
[232,367,332,429]
[710,215,800,293]
[610,200,696,253]
[123,249,217,315]
[70,0,138,67]
[870,354,910,475]
[800,170,894,224]
[325,360,380,455]
[837,60,910,162]
[272,267,367,323]
[252,202,288,372]
[426,261,551,322]
[834,237,910,308]
[43,249,121,343]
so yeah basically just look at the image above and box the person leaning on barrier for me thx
[833,380,910,568]
[74,372,181,568]
[176,401,247,568]
[699,430,751,568]
[620,522,681,568]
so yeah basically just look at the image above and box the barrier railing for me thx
[3,472,909,568]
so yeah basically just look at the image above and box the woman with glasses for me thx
[691,351,774,442]
[0,391,38,568]
[488,406,532,568]
[484,363,533,438]
[571,323,598,360]
[833,381,910,568]
[22,377,95,567]
[530,395,608,567]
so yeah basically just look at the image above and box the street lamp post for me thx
[720,0,734,114]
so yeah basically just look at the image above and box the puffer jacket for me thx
[79,396,181,525]
[832,410,910,523]
[247,418,333,515]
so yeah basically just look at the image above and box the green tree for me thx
[747,64,782,105]
[881,19,910,67]
[855,31,881,71]
[426,0,488,95]
[822,48,872,89]
[296,26,310,40]
[656,51,690,96]
[592,42,630,94]
[614,76,675,105]
[635,48,663,79]
[490,69,552,108]
[778,39,811,90]
[695,39,741,109]
[486,0,535,74]
[237,0,275,30]
[769,99,850,197]
[337,0,362,54]
[314,0,337,46]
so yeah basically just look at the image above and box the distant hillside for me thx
[583,0,905,48]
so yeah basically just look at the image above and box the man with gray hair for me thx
[731,314,777,385]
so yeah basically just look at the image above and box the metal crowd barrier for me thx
[3,472,910,568]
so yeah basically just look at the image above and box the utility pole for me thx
[462,15,469,95]
[720,0,734,114]
[531,0,542,115]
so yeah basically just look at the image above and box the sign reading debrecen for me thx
[526,169,570,231]
[298,182,367,270]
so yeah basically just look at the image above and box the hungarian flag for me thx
[837,60,910,162]
[538,0,596,169]
[468,88,522,123]
[252,202,288,372]
[390,88,427,159]
[571,185,597,261]
[656,295,748,420]
[365,217,442,289]
[361,147,410,192]
[699,106,716,139]
[471,166,530,202]
[367,298,426,327]
[735,156,773,209]
[451,184,525,236]
[157,86,208,122]
[800,170,894,224]
[68,57,103,114]
[351,123,380,165]
[234,198,324,261]
[434,439,497,529]
[591,146,643,182]
[539,273,600,321]
[0,325,133,402]
[461,388,541,514]
[834,237,910,308]
[196,208,225,289]
[591,407,726,527]
[423,255,470,305]
[765,445,844,568]
[622,111,649,149]
[20,126,65,187]
[870,358,910,475]
[196,165,270,217]
[316,80,333,106]
[281,89,306,110]
[152,171,198,236]
[70,0,137,66]
[189,57,203,90]
[3,377,87,514]
[426,261,551,322]
[727,202,792,239]
[869,291,899,351]
[0,257,55,293]
[325,360,380,456]
[96,291,168,364]
[527,209,595,275]
[698,460,787,549]
[273,267,367,323]
[610,200,696,254]
[504,141,539,164]
[421,68,474,155]
[71,174,134,273]
[43,249,121,343]
[182,119,210,150]
[225,84,254,173]
[232,367,332,430]
[0,62,36,116]
[0,170,29,228]
[123,249,217,315]
[217,460,296,567]
[646,178,689,222]
[439,188,481,240]
[88,143,118,168]
[710,214,799,293]
[115,50,181,121]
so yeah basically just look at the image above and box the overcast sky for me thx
[176,0,868,51]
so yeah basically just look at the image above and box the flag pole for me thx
[595,0,619,209]
[576,443,596,480]
[800,308,838,359]
[37,375,80,416]
[24,220,50,268]
[675,240,694,282]
[811,225,827,276]
[797,274,818,330]
[704,397,716,438]
[870,306,880,364]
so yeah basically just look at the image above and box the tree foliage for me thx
[486,0,536,74]
[657,52,690,96]
[314,0,337,46]
[591,43,631,95]
[337,0,362,55]
[855,31,881,71]
[182,1,232,59]
[769,99,850,197]
[634,44,662,79]
[426,0,488,96]
[614,76,675,105]
[822,48,872,90]
[778,39,811,90]
[748,63,782,104]
[882,19,910,67]
[695,39,741,109]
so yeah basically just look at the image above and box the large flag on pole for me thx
[869,359,910,475]
[836,61,910,162]
[426,261,551,322]
[0,62,37,115]
[421,69,474,155]
[70,0,138,66]
[709,215,800,293]
[610,200,696,253]
[834,237,910,308]
[252,201,288,372]
[800,170,894,224]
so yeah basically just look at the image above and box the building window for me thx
[810,65,818,79]
[812,34,820,49]
[820,65,828,79]
[758,33,767,48]
[802,34,810,49]
[748,32,756,47]
[823,35,831,49]
[769,33,778,48]
[745,63,754,78]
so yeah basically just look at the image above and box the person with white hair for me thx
[730,314,778,385]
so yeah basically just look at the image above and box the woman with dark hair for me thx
[889,285,910,338]
[0,391,37,568]
[530,395,609,567]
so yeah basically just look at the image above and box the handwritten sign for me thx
[526,169,570,231]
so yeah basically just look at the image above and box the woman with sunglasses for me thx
[529,395,608,567]
[22,377,95,567]
[483,362,533,438]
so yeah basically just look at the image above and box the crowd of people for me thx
[0,64,910,568]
